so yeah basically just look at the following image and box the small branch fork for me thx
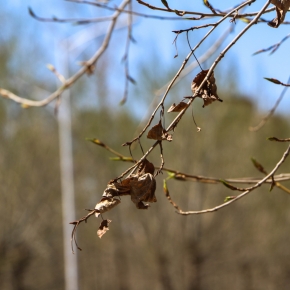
[69,209,99,253]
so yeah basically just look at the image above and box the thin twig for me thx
[137,0,274,18]
[251,157,290,194]
[28,7,113,24]
[253,33,290,55]
[155,141,164,176]
[46,64,66,83]
[66,0,187,20]
[89,137,290,184]
[70,209,99,253]
[249,74,290,131]
[268,137,290,142]
[163,179,181,211]
[178,144,290,215]
[154,25,234,96]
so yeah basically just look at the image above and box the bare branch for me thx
[268,137,290,142]
[253,33,290,55]
[88,137,290,185]
[28,7,114,24]
[137,0,274,18]
[163,179,182,211]
[0,0,131,107]
[66,0,186,20]
[178,144,290,215]
[70,209,98,253]
[249,74,290,131]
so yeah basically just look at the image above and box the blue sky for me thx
[1,0,290,115]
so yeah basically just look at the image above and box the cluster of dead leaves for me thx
[165,69,222,116]
[94,159,157,238]
[95,69,222,240]
[146,69,221,139]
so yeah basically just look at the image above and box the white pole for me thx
[57,39,79,290]
[56,20,129,289]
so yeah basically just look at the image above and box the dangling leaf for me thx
[97,219,111,238]
[147,120,164,140]
[147,120,173,141]
[191,70,222,107]
[130,173,157,209]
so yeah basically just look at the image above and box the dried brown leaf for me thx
[147,120,173,141]
[97,219,111,238]
[130,173,157,209]
[137,159,155,175]
[191,69,223,107]
[167,101,188,112]
[268,0,290,28]
[95,197,121,217]
[147,120,164,140]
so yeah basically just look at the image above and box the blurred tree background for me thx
[1,1,290,290]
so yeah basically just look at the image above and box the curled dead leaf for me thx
[167,101,188,112]
[147,120,164,140]
[130,173,157,209]
[268,0,290,28]
[97,219,111,238]
[95,197,121,217]
[147,120,173,141]
[191,69,222,107]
